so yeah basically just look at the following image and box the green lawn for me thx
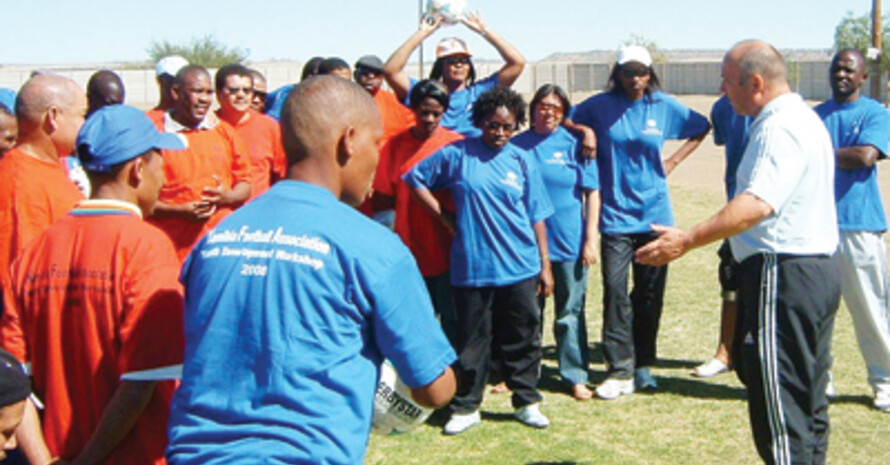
[366,184,890,465]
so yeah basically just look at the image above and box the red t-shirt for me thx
[217,110,287,198]
[1,200,184,465]
[373,127,462,277]
[373,89,416,146]
[149,116,251,261]
[0,148,84,287]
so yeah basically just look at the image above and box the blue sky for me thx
[0,1,872,65]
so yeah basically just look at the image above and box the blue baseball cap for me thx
[0,88,15,114]
[77,104,186,173]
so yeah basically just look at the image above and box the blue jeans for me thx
[540,260,589,385]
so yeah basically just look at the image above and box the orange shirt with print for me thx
[217,109,286,198]
[149,117,251,261]
[0,148,84,287]
[373,127,462,277]
[1,201,184,465]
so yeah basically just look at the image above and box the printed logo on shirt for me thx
[546,151,568,165]
[500,171,523,192]
[642,118,663,136]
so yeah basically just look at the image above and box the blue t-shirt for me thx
[571,90,709,234]
[403,138,554,287]
[166,181,456,465]
[710,94,751,200]
[264,84,295,121]
[512,127,599,262]
[408,73,498,138]
[815,96,890,232]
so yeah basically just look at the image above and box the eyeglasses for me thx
[621,67,650,78]
[226,86,253,95]
[483,121,516,132]
[536,103,564,114]
[252,90,267,99]
[442,56,471,66]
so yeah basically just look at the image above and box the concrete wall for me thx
[0,58,871,108]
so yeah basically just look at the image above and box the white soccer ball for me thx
[427,0,466,25]
[371,360,433,435]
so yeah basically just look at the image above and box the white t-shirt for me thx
[729,93,839,262]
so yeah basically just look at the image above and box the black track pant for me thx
[734,253,840,465]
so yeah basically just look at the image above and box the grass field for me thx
[365,98,890,464]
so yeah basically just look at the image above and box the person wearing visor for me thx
[1,104,186,465]
[571,45,710,400]
[383,11,524,137]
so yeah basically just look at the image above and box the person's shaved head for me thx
[281,76,382,205]
[13,73,87,158]
[730,40,787,85]
[721,40,791,116]
[87,70,125,115]
[16,74,84,127]
[281,75,379,164]
[830,48,867,102]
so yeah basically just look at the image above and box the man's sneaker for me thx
[595,378,634,400]
[634,367,658,391]
[443,410,481,435]
[874,390,890,411]
[514,403,549,429]
[692,358,730,378]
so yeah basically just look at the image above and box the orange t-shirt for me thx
[1,200,184,465]
[0,148,84,287]
[145,108,166,127]
[373,88,416,146]
[217,110,287,198]
[373,127,462,277]
[149,116,251,261]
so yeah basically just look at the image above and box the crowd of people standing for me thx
[0,10,887,465]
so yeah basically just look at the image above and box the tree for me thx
[834,10,889,74]
[147,35,249,68]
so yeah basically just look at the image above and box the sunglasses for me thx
[226,86,253,95]
[253,90,267,99]
[356,67,382,76]
[483,121,516,132]
[621,67,650,78]
[442,56,471,66]
[536,103,564,114]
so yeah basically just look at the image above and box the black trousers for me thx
[600,232,668,378]
[734,253,840,465]
[450,277,543,412]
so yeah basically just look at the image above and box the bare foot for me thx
[490,381,510,394]
[572,383,593,400]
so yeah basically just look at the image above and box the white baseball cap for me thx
[155,55,190,77]
[436,37,472,59]
[617,45,653,67]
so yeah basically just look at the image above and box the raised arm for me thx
[383,15,444,102]
[461,12,525,88]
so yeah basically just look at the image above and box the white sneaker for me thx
[692,358,730,378]
[825,371,836,399]
[874,390,890,411]
[514,403,549,429]
[595,378,634,400]
[443,410,481,435]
